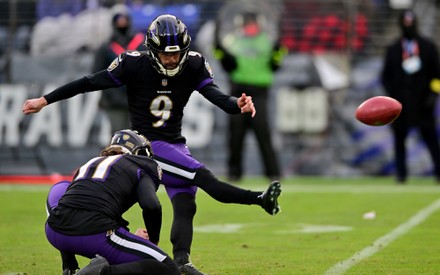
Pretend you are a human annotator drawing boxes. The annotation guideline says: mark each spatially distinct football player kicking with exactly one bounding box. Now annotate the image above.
[23,14,282,275]
[45,129,179,275]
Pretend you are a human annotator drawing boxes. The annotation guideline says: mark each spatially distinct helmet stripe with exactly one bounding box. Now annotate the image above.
[166,19,171,46]
[173,22,178,46]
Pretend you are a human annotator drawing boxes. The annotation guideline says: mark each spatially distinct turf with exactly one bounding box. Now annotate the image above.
[1,176,440,275]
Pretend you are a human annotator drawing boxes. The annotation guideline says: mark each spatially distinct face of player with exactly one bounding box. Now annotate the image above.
[158,52,181,70]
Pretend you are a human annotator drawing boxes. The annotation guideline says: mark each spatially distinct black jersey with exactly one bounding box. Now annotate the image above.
[47,154,161,235]
[109,51,215,142]
[44,51,241,143]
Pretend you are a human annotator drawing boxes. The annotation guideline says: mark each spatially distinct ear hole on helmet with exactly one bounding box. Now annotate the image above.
[136,148,152,158]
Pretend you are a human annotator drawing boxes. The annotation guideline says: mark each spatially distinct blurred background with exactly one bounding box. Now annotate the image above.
[1,0,439,179]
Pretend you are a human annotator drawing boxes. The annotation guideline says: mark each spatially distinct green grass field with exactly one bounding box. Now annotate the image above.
[1,176,440,275]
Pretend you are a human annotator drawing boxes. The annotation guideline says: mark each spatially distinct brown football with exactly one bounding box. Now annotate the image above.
[355,96,402,126]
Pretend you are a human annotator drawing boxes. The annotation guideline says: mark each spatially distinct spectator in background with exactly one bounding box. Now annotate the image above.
[280,1,369,53]
[0,0,36,82]
[37,0,86,20]
[298,12,368,53]
[0,0,36,53]
[93,8,145,133]
[381,9,440,184]
[214,11,286,182]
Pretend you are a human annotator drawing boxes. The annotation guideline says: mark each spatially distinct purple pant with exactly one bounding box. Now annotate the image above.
[151,141,204,199]
[45,225,168,264]
[45,181,169,264]
[46,180,71,216]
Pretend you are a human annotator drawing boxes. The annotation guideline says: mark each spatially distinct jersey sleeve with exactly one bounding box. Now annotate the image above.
[43,52,141,105]
[137,176,162,244]
[188,51,240,114]
[44,70,118,104]
[200,84,241,114]
[133,156,162,187]
[187,51,215,91]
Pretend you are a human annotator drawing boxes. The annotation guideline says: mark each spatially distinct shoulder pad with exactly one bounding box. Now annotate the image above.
[188,51,204,60]
[187,51,206,68]
[107,51,145,72]
[123,51,144,58]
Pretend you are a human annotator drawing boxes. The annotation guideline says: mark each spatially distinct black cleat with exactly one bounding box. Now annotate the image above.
[76,255,109,275]
[179,262,207,275]
[176,253,207,275]
[259,180,282,215]
[63,269,78,275]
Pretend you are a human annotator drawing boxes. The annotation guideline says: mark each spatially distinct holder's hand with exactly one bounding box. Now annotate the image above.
[135,228,149,240]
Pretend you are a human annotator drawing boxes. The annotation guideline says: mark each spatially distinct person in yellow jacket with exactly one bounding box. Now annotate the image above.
[215,10,287,182]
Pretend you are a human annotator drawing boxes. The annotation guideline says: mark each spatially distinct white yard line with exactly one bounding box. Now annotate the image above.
[324,197,440,275]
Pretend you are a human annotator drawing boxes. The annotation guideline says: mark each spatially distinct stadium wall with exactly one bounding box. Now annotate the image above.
[1,0,439,180]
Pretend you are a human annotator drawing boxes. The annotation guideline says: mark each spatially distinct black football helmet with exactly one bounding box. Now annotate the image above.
[109,129,153,158]
[145,14,191,76]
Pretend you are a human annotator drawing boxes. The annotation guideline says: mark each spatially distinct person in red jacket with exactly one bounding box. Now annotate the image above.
[93,10,145,133]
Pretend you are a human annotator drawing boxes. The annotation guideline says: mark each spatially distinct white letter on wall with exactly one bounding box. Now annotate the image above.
[24,85,63,146]
[0,85,27,146]
[67,92,101,147]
